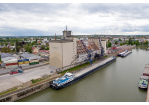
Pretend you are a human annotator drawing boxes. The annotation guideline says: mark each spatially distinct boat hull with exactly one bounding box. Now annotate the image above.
[50,57,116,90]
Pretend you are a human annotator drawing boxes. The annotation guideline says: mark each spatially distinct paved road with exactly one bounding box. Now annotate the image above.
[0,65,56,93]
[0,62,49,75]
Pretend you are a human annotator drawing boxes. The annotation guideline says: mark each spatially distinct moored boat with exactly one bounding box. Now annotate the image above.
[138,76,148,89]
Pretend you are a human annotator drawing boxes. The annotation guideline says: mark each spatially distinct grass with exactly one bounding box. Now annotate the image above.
[59,59,101,74]
[59,62,91,74]
[31,75,51,84]
[0,88,17,96]
[136,45,149,49]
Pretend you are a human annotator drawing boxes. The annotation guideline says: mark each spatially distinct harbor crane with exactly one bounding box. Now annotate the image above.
[80,40,93,64]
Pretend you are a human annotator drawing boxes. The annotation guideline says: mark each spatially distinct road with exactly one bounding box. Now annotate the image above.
[0,65,56,93]
[0,62,49,75]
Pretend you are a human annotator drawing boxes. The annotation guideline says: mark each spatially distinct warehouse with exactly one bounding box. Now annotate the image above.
[20,53,41,65]
[0,53,18,68]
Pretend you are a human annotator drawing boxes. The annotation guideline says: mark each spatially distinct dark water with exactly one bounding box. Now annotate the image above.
[17,49,149,102]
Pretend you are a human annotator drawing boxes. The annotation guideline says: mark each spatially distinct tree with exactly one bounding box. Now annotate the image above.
[5,43,8,47]
[12,48,15,52]
[27,47,32,53]
[1,47,11,53]
[115,41,118,44]
[11,43,14,46]
[136,40,140,45]
[120,43,123,46]
[0,55,1,62]
[45,47,49,50]
[108,42,112,47]
[41,45,45,50]
[119,39,122,41]
[128,38,132,45]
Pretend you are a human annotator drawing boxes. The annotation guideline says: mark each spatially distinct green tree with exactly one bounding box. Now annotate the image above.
[5,43,8,47]
[119,39,122,41]
[136,40,140,45]
[108,42,112,47]
[1,47,11,53]
[11,43,14,46]
[115,41,118,44]
[41,45,45,50]
[27,47,32,53]
[12,48,15,52]
[120,43,123,46]
[45,47,49,50]
[0,55,1,62]
[128,38,132,45]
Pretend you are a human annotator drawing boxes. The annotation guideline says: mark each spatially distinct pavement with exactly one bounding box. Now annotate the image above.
[0,62,49,75]
[0,64,56,93]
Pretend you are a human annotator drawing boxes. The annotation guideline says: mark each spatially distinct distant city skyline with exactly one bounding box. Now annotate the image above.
[1,3,149,36]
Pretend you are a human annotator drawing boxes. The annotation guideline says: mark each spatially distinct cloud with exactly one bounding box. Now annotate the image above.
[0,3,149,36]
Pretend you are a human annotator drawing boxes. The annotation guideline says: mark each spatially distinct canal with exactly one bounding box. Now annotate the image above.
[17,49,148,102]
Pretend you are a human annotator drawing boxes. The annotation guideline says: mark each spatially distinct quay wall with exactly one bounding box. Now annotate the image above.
[0,80,52,102]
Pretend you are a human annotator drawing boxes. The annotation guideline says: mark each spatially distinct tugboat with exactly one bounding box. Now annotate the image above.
[50,72,75,90]
[138,76,148,89]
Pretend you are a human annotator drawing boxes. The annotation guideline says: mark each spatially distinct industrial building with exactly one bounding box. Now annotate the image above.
[49,27,106,70]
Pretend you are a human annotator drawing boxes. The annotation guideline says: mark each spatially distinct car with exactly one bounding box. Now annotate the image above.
[10,69,18,75]
[10,67,23,75]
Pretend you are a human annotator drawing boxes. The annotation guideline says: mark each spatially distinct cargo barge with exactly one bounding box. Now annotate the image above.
[50,56,116,90]
[118,50,132,57]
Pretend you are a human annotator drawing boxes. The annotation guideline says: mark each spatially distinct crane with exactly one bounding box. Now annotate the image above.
[94,37,105,60]
[80,40,93,64]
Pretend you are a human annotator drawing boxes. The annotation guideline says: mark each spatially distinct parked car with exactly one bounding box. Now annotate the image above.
[10,69,18,75]
[10,67,23,75]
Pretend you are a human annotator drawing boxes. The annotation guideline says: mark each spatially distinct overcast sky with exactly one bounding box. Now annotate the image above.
[1,3,149,36]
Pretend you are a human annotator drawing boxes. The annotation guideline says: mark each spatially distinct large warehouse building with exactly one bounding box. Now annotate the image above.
[49,27,106,70]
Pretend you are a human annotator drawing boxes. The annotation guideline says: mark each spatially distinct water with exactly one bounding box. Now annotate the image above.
[17,49,149,102]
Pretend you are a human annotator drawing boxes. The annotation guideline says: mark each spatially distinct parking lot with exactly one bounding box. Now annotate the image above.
[0,65,56,93]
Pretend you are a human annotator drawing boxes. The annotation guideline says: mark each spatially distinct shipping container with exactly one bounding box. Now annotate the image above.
[6,63,18,66]
[5,65,18,69]
[23,61,29,64]
[29,62,39,65]
[18,59,29,62]
[19,63,29,67]
[30,60,39,63]
[18,62,23,65]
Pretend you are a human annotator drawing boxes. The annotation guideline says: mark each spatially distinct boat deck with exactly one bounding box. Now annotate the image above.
[74,57,114,78]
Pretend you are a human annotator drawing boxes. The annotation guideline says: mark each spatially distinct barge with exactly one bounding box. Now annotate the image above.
[138,64,149,89]
[138,76,148,89]
[50,56,116,90]
[118,50,132,57]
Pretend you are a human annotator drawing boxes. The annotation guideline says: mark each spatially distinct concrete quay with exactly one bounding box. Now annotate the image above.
[146,84,149,102]
[74,57,115,77]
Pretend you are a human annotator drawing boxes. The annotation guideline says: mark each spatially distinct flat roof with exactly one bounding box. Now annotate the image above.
[0,53,14,58]
[49,39,73,43]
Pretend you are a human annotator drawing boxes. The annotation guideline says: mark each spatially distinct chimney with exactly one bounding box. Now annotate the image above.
[55,33,56,40]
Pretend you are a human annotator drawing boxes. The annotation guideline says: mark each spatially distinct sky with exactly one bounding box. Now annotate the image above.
[1,3,149,36]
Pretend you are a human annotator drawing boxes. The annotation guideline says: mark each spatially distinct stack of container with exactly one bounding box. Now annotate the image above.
[18,59,29,67]
[29,59,39,65]
[4,59,18,69]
